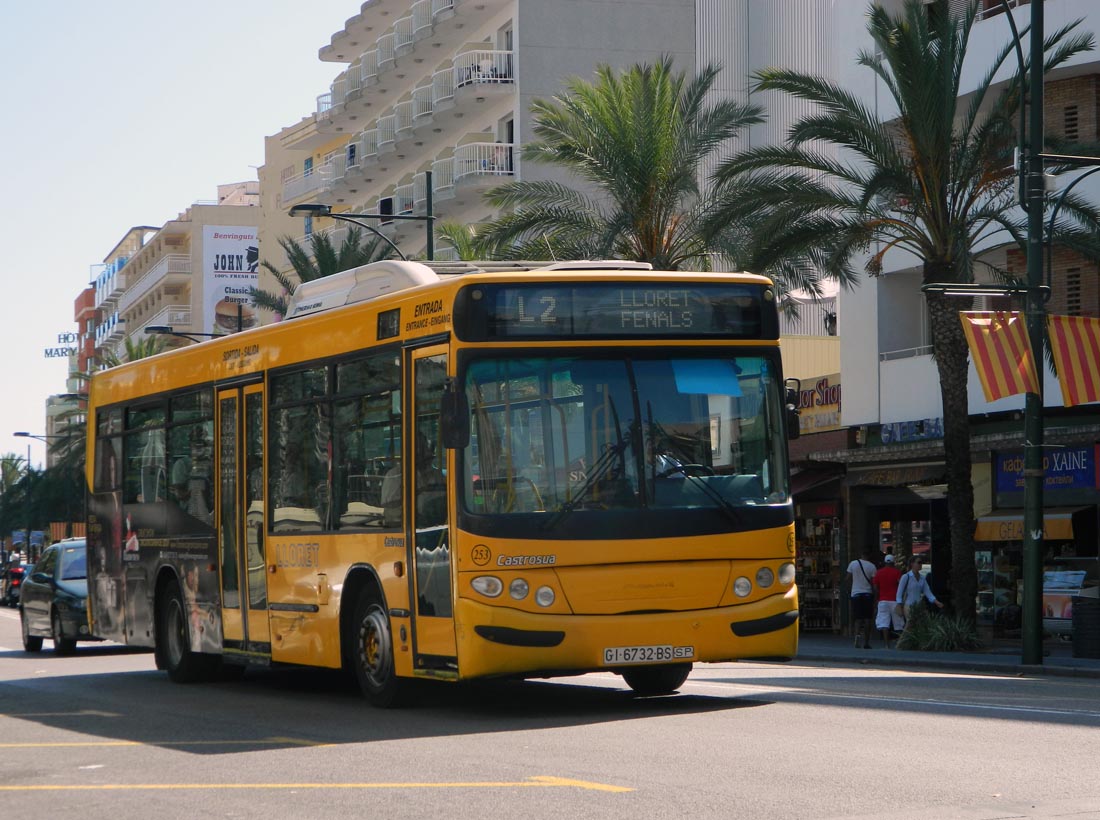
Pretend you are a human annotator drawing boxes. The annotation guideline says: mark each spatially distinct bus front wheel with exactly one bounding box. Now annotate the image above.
[622,663,692,696]
[352,595,406,708]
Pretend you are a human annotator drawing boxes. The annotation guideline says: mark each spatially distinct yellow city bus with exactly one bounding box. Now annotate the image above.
[85,260,800,706]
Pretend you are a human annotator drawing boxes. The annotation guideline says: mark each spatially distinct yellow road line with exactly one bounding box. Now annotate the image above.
[0,737,325,749]
[0,776,632,793]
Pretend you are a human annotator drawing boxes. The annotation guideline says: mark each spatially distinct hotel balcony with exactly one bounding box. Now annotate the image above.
[116,254,191,316]
[315,0,512,135]
[96,312,126,347]
[137,305,192,340]
[281,167,327,205]
[319,0,463,63]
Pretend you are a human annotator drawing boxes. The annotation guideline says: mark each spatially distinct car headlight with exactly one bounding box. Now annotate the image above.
[471,576,503,597]
[756,567,775,588]
[733,576,752,598]
[778,562,796,586]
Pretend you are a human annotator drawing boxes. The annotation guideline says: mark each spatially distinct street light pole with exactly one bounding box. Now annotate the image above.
[1021,0,1046,666]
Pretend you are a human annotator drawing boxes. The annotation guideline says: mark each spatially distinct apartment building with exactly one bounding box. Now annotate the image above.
[259,0,861,286]
[828,0,1100,639]
[90,182,261,362]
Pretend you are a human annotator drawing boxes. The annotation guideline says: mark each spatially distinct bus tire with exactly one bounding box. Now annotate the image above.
[156,582,215,683]
[352,594,407,708]
[622,663,692,696]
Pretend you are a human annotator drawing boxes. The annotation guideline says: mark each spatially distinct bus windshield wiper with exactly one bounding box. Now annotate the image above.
[658,462,745,527]
[541,437,630,531]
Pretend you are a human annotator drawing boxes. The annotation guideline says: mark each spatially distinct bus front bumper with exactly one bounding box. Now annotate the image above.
[453,588,799,680]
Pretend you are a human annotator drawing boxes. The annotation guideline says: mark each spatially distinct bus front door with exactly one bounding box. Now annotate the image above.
[217,384,270,658]
[408,346,456,670]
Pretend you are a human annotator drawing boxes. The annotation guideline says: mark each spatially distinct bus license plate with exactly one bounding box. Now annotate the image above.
[603,645,694,665]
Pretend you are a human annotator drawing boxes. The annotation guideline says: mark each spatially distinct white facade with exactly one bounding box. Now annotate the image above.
[840,0,1100,430]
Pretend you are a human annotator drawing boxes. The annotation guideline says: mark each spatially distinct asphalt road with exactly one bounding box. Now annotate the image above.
[1,605,1098,820]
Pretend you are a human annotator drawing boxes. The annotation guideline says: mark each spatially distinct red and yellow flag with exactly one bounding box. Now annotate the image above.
[959,311,1040,402]
[1047,314,1100,407]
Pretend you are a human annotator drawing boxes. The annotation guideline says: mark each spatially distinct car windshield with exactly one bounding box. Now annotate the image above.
[460,353,789,525]
[59,546,87,581]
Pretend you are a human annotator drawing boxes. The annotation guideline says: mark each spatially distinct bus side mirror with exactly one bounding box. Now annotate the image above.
[441,377,470,449]
[784,377,801,441]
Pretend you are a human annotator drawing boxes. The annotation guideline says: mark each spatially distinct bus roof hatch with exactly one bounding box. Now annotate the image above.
[284,260,440,320]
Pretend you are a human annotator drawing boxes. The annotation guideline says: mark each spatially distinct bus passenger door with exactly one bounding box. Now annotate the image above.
[408,346,456,668]
[217,384,270,657]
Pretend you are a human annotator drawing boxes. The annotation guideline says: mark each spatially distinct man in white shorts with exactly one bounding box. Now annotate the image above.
[872,553,903,648]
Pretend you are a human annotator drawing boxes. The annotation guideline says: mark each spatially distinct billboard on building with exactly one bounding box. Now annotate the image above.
[202,226,259,336]
[797,373,841,434]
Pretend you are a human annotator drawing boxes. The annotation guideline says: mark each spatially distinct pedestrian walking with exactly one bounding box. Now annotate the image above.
[872,553,903,648]
[846,548,877,649]
[896,556,944,629]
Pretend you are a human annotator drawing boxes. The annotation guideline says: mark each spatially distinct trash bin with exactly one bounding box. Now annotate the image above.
[1071,596,1100,659]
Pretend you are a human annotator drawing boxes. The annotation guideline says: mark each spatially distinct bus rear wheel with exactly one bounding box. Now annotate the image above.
[156,583,216,683]
[353,595,407,708]
[622,663,692,696]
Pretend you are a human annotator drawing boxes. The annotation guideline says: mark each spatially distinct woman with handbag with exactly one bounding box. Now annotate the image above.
[896,556,945,629]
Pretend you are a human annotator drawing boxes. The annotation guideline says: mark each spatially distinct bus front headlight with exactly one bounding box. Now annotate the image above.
[472,576,503,598]
[778,562,796,586]
[733,577,752,598]
[509,578,529,600]
[535,586,556,607]
[756,567,775,588]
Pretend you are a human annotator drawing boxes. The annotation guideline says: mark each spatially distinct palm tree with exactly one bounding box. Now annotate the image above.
[711,0,1100,620]
[436,221,494,261]
[251,226,396,318]
[478,56,779,271]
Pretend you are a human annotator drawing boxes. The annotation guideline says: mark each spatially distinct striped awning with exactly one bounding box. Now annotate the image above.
[974,507,1091,542]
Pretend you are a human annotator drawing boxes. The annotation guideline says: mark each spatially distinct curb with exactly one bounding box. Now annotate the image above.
[794,651,1100,679]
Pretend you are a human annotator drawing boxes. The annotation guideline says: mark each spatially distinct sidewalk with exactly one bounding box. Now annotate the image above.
[795,631,1100,679]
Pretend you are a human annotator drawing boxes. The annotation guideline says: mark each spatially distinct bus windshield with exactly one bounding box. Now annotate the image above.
[460,353,789,529]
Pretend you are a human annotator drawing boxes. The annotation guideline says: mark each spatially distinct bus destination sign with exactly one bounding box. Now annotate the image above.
[457,282,768,340]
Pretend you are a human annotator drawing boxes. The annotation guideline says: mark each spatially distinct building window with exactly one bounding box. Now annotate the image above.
[1066,267,1081,315]
[1064,105,1079,142]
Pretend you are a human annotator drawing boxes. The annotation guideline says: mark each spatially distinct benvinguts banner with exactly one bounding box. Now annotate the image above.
[203,226,259,335]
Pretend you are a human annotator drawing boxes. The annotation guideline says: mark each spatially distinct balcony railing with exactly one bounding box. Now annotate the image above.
[140,305,191,337]
[432,156,455,200]
[433,66,455,109]
[395,182,415,215]
[412,0,433,37]
[432,0,455,17]
[361,49,379,86]
[453,142,515,183]
[394,14,416,54]
[378,114,396,152]
[378,32,395,69]
[282,168,325,203]
[413,82,434,123]
[454,49,515,90]
[117,254,191,315]
[316,92,333,120]
[395,99,415,135]
[361,128,380,163]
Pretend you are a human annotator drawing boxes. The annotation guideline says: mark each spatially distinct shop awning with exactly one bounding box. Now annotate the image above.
[790,465,844,496]
[974,507,1092,542]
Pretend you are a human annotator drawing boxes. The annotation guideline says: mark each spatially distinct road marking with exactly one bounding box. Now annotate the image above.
[677,677,1100,720]
[2,710,122,718]
[0,776,632,793]
[0,737,325,749]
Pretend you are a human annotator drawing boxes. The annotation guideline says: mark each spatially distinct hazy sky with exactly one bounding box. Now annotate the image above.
[0,1,357,468]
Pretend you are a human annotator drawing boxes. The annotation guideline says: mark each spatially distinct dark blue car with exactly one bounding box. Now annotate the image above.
[20,539,100,654]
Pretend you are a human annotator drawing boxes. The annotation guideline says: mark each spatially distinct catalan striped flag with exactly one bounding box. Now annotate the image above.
[1047,314,1100,407]
[959,311,1040,402]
